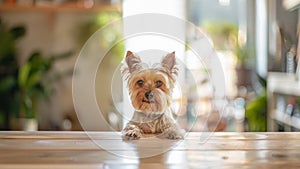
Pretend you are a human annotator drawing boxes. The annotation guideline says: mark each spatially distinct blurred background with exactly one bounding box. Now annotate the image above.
[0,0,299,132]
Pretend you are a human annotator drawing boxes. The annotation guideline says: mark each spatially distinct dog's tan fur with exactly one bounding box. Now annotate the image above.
[121,51,184,140]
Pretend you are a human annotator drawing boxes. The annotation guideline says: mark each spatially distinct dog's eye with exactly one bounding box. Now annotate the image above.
[155,80,163,88]
[137,80,144,87]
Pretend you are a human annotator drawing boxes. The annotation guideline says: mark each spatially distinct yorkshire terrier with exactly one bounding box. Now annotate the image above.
[121,51,185,140]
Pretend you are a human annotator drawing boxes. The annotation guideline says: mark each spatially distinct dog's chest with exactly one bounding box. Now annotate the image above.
[139,120,160,133]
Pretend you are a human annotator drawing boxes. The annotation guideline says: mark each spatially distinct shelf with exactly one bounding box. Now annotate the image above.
[273,110,300,129]
[268,72,300,96]
[0,3,121,13]
[268,73,300,131]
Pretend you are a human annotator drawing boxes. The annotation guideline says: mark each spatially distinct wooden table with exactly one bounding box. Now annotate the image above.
[0,132,300,168]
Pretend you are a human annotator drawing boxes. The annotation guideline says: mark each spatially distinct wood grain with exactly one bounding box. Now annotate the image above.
[1,132,300,169]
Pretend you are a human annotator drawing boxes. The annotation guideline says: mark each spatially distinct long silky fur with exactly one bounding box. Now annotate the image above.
[121,51,185,140]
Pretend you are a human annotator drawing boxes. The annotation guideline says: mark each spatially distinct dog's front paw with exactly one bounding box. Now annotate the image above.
[162,128,185,140]
[122,125,142,140]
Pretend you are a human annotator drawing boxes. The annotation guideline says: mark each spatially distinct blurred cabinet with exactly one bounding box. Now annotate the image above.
[267,72,300,131]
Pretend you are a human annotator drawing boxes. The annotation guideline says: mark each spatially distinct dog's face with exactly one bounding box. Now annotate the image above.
[122,51,178,113]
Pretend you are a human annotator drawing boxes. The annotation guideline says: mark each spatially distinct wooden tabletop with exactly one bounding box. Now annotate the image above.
[0,131,300,169]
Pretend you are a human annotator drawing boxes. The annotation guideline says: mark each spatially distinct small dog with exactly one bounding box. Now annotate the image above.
[121,51,185,140]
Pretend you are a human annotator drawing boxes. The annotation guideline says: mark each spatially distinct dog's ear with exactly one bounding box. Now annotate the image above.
[125,51,141,73]
[161,51,176,71]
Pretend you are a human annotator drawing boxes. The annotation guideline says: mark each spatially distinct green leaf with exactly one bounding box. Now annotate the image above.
[18,62,31,88]
[27,71,42,87]
[245,91,267,132]
[28,51,41,62]
[0,29,15,59]
[28,52,44,71]
[257,73,267,87]
[0,76,16,91]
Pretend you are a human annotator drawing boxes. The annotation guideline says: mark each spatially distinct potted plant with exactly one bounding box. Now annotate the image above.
[0,19,71,130]
[17,51,71,130]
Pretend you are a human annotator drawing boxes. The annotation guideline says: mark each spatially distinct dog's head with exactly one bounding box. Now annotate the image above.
[122,51,178,113]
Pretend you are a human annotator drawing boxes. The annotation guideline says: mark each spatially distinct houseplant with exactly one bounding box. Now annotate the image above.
[0,19,71,130]
[0,19,25,130]
[17,50,71,130]
[245,75,267,131]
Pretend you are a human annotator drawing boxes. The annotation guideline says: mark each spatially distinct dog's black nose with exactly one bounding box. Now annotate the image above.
[145,91,154,100]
